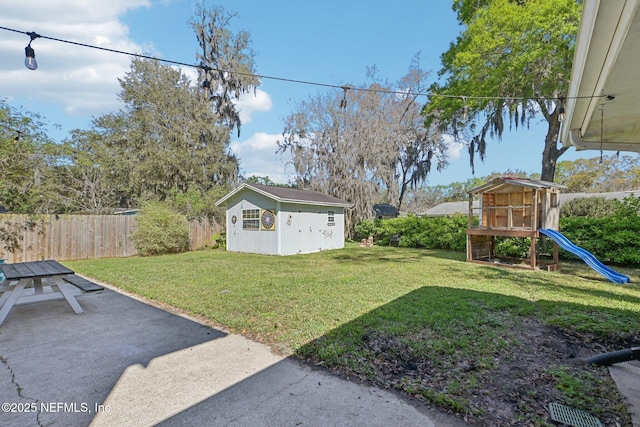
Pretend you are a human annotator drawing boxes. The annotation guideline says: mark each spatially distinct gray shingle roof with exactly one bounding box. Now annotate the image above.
[215,183,353,207]
[373,203,398,217]
[421,201,476,217]
[421,190,640,217]
[558,191,638,206]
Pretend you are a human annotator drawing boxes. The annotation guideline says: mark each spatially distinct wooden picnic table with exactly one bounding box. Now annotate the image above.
[0,260,84,326]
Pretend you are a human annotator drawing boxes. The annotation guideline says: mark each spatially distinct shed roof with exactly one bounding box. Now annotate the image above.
[215,183,353,208]
[468,177,566,195]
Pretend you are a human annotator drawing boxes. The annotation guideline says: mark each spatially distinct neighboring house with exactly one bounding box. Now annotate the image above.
[373,203,399,219]
[215,183,352,256]
[558,190,639,205]
[421,201,478,217]
[422,191,639,217]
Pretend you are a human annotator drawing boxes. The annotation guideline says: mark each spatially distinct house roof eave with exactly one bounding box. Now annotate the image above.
[561,0,640,152]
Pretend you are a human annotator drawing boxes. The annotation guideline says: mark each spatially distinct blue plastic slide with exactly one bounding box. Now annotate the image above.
[539,229,630,284]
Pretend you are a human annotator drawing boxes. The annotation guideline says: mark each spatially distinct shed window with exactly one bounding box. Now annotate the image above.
[242,209,260,230]
[327,210,335,225]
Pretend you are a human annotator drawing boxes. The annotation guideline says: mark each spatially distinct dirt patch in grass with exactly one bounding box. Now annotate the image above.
[308,318,636,426]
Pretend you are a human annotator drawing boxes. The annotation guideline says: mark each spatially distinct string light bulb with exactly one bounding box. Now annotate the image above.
[340,86,348,109]
[24,32,40,70]
[557,96,566,122]
[199,64,214,100]
[201,79,211,98]
[461,96,468,122]
[558,107,565,122]
[24,44,37,70]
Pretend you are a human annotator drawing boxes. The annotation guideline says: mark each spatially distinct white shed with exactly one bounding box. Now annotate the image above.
[215,183,353,255]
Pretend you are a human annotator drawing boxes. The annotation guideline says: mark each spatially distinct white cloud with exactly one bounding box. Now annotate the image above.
[235,89,273,124]
[0,1,151,118]
[1,1,275,135]
[230,132,280,158]
[1,1,287,182]
[231,132,295,184]
[443,135,464,160]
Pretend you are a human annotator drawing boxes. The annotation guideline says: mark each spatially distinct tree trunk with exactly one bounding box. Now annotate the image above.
[540,116,569,182]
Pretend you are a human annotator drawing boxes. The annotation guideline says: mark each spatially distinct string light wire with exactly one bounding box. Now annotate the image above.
[0,25,611,103]
[0,123,23,140]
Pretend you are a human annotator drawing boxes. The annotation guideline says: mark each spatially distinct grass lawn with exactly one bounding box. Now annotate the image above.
[66,243,640,426]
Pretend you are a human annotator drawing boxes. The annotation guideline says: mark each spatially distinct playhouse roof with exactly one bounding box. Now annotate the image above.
[215,183,353,208]
[468,177,567,195]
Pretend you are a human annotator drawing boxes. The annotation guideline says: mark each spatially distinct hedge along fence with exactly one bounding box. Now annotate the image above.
[354,195,640,266]
[355,215,469,252]
[0,214,221,263]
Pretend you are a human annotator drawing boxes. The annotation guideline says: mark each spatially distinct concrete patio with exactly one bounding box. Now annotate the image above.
[0,285,468,427]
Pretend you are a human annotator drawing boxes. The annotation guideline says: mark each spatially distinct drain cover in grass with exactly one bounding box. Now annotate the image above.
[548,402,603,427]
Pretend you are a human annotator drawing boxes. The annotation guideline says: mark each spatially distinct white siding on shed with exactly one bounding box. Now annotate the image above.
[218,184,350,256]
[278,204,345,255]
[226,191,278,255]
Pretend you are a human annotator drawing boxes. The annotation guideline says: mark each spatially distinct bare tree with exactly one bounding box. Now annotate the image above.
[394,58,448,207]
[278,56,447,236]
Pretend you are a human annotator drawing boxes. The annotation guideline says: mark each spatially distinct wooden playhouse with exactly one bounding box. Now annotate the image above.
[466,177,566,270]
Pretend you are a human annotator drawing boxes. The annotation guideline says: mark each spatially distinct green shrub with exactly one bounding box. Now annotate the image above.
[353,194,640,266]
[409,215,468,251]
[612,193,640,218]
[559,195,640,265]
[132,201,190,256]
[166,186,229,221]
[495,237,531,259]
[210,232,226,250]
[354,218,383,241]
[354,215,467,251]
[561,197,617,218]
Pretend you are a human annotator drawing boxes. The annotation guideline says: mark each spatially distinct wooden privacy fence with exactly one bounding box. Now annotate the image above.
[0,214,221,263]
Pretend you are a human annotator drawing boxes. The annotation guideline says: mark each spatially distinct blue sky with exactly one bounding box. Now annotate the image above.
[1,0,603,187]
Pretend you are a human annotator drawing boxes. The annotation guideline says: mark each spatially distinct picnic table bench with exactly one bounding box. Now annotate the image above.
[62,274,105,292]
[0,260,103,326]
